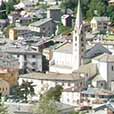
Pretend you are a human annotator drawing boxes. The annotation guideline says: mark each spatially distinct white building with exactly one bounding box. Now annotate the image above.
[92,53,114,90]
[61,14,72,27]
[18,72,89,97]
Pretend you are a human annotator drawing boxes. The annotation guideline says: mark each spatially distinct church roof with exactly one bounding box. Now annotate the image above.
[93,53,114,62]
[84,43,111,59]
[55,43,72,54]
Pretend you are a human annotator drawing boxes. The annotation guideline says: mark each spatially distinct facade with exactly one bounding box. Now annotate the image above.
[61,86,82,106]
[61,14,72,27]
[9,26,31,40]
[0,19,8,29]
[5,49,42,73]
[19,72,87,97]
[47,5,61,22]
[8,11,20,24]
[29,18,56,37]
[109,0,114,6]
[91,16,110,32]
[0,80,10,96]
[92,53,114,90]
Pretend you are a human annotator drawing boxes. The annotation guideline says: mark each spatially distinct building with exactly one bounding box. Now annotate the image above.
[18,72,91,97]
[50,0,86,73]
[91,16,110,32]
[47,5,61,22]
[9,26,31,40]
[29,18,56,37]
[109,0,114,6]
[88,101,114,114]
[92,53,114,90]
[61,86,84,106]
[14,0,38,10]
[61,14,72,27]
[8,11,20,24]
[0,52,19,87]
[81,86,114,105]
[0,19,8,29]
[2,44,42,73]
[0,80,10,96]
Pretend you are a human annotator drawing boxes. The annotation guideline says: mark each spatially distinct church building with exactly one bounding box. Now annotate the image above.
[49,0,86,74]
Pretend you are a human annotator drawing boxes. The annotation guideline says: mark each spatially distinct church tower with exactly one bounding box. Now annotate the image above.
[72,0,85,71]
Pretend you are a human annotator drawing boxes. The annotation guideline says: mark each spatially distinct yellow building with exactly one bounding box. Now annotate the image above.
[0,69,19,87]
[0,80,10,96]
[9,28,17,41]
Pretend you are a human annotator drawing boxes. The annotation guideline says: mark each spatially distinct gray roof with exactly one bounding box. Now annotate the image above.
[94,102,114,112]
[0,52,19,69]
[29,18,52,27]
[55,43,72,54]
[20,72,84,81]
[92,16,110,22]
[84,43,111,59]
[93,53,114,62]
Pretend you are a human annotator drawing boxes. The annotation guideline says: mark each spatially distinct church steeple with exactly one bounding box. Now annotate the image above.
[72,0,85,71]
[75,0,83,31]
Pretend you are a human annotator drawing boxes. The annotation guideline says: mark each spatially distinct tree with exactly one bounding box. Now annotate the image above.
[5,0,15,15]
[11,80,35,102]
[86,0,106,20]
[0,1,7,19]
[107,5,114,23]
[0,102,8,114]
[60,0,90,19]
[45,85,63,101]
[33,96,60,114]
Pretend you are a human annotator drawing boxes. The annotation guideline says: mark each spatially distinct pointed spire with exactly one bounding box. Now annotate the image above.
[75,0,83,30]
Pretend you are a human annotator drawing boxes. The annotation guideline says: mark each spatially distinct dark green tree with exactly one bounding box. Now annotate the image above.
[11,80,35,102]
[60,0,90,19]
[0,102,8,114]
[0,1,7,19]
[19,80,35,102]
[107,5,114,23]
[86,0,106,20]
[45,85,63,101]
[5,0,15,15]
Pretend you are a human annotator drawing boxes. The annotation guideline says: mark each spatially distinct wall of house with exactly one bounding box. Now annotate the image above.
[53,52,73,67]
[61,91,80,106]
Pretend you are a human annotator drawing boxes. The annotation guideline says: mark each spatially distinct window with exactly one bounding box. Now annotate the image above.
[41,80,43,84]
[62,82,64,86]
[32,69,36,71]
[32,55,36,58]
[81,43,84,47]
[32,62,36,65]
[68,82,71,86]
[81,38,84,41]
[112,66,114,71]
